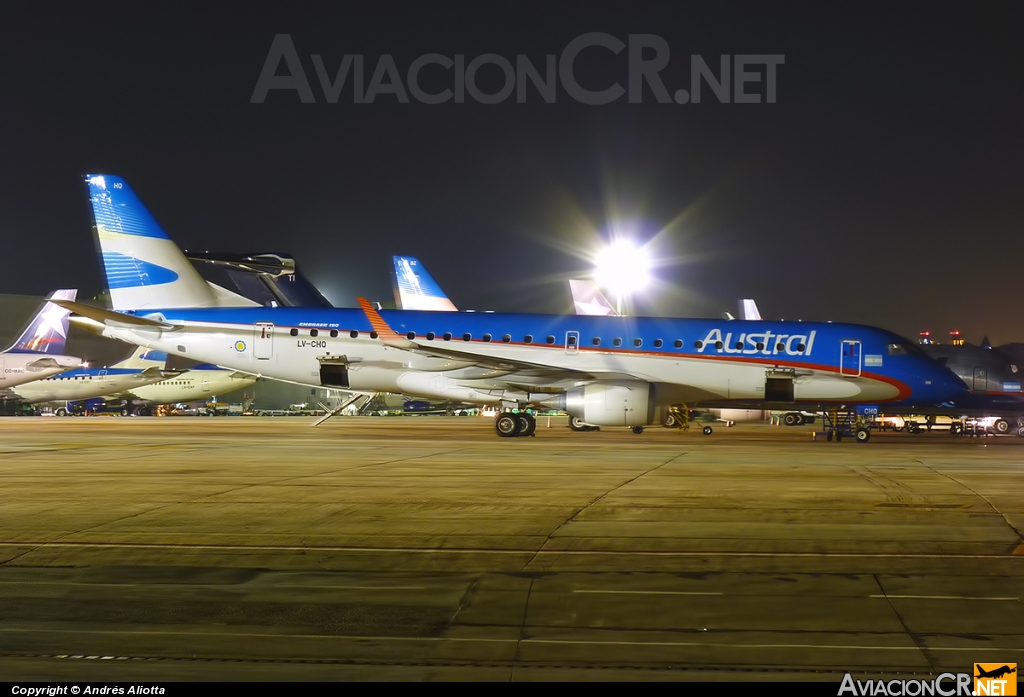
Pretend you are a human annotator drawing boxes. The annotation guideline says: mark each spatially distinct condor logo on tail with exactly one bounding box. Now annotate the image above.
[697,328,816,357]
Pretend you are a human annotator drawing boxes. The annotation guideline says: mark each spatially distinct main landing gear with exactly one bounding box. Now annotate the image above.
[494,411,537,438]
[567,416,599,432]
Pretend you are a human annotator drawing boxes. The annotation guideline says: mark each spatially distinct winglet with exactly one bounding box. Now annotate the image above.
[356,297,416,348]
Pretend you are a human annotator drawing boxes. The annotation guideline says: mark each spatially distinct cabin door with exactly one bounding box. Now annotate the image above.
[840,340,861,377]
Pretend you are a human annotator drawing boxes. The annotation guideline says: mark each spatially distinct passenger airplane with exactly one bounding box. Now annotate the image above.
[0,290,83,390]
[60,175,968,438]
[120,349,258,408]
[10,345,177,405]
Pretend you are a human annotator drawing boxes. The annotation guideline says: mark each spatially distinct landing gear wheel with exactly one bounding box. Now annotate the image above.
[994,418,1010,434]
[702,426,713,435]
[855,428,871,443]
[494,413,520,438]
[663,413,677,428]
[949,423,962,436]
[55,407,68,417]
[835,432,843,442]
[826,432,833,442]
[516,413,537,437]
[568,416,591,432]
[801,414,815,425]
[1017,425,1024,438]
[120,408,129,417]
[783,412,800,426]
[632,426,644,434]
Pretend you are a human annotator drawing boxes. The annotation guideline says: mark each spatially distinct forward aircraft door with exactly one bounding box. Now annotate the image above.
[254,323,274,360]
[840,340,861,377]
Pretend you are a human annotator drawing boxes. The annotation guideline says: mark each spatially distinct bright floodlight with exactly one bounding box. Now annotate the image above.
[593,240,652,309]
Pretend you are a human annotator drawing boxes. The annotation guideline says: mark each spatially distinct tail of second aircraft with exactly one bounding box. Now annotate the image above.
[568,279,619,316]
[86,174,223,311]
[391,256,458,311]
[5,289,77,354]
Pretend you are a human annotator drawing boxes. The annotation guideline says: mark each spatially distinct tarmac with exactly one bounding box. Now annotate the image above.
[0,415,1021,681]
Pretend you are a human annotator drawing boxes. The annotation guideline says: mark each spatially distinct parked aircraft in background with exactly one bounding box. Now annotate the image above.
[392,256,457,311]
[59,174,968,439]
[0,290,83,391]
[10,345,176,407]
[121,349,258,410]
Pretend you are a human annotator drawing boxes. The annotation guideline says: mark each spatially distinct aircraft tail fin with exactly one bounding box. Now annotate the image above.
[114,346,169,370]
[6,289,77,354]
[568,279,619,316]
[86,174,219,311]
[741,299,762,321]
[391,256,458,311]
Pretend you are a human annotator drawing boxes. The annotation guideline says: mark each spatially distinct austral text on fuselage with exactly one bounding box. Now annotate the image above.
[696,328,816,356]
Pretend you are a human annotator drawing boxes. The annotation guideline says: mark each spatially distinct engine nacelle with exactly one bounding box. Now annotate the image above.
[563,381,652,427]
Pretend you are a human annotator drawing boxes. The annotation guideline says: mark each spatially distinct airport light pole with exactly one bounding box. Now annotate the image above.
[593,239,651,317]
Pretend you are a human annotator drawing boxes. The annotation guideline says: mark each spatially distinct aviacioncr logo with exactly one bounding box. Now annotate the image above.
[697,328,816,357]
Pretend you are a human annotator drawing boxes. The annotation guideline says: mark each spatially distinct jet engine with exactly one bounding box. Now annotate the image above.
[555,381,652,427]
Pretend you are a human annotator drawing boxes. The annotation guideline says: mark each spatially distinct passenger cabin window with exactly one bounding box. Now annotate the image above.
[310,329,318,337]
[567,335,578,347]
[797,343,806,352]
[546,335,555,344]
[524,335,533,344]
[443,332,452,341]
[407,332,416,340]
[502,334,512,343]
[350,330,358,338]
[735,341,744,350]
[715,341,723,349]
[483,334,492,342]
[634,338,642,347]
[330,330,338,338]
[756,342,765,350]
[592,337,601,346]
[613,338,622,347]
[426,332,435,341]
[694,340,703,349]
[290,328,298,337]
[463,333,472,341]
[654,339,663,348]
[370,331,378,339]
[674,339,683,349]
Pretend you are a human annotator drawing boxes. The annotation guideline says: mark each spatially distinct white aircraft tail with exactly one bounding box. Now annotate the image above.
[113,346,168,370]
[741,299,762,321]
[568,280,619,316]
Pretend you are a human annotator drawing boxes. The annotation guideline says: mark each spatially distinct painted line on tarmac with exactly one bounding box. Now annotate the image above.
[0,628,1019,653]
[0,581,428,591]
[870,594,1019,601]
[1,541,1022,560]
[573,590,724,596]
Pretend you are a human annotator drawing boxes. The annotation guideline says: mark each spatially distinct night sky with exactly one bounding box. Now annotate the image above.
[2,3,1021,343]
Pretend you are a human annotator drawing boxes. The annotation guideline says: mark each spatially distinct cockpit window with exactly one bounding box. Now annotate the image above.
[888,341,926,357]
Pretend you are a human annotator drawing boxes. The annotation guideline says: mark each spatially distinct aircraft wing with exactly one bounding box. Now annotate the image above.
[357,297,627,383]
[49,299,179,330]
